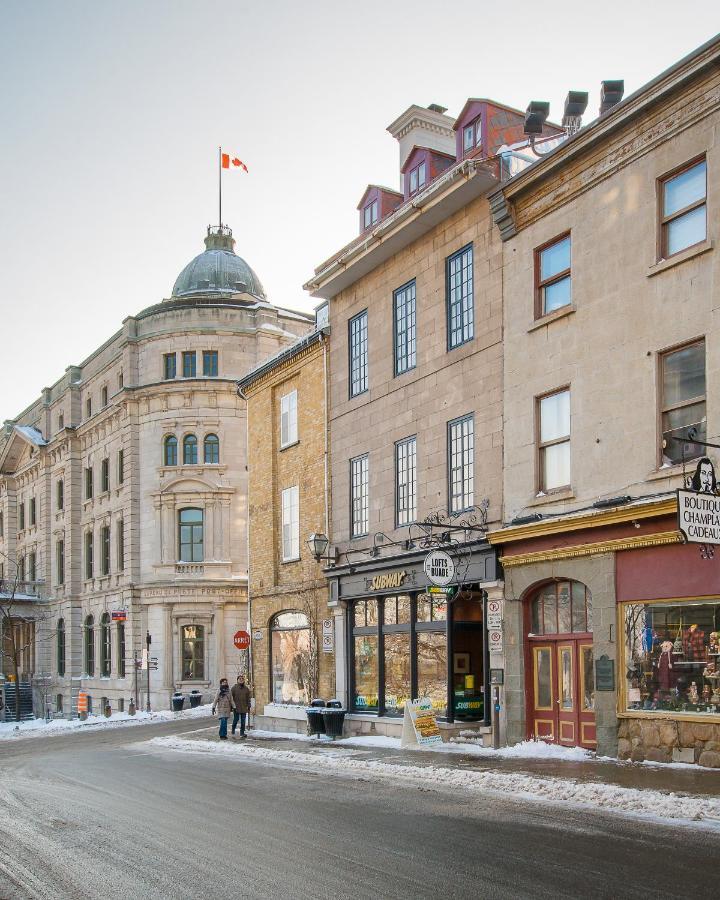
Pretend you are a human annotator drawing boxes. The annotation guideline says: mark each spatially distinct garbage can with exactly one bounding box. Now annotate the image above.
[306,698,326,736]
[189,690,203,708]
[172,692,185,712]
[321,700,346,739]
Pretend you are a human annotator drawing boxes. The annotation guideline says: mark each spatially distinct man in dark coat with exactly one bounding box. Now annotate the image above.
[231,675,252,737]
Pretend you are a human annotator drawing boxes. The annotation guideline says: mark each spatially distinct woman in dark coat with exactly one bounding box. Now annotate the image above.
[212,678,234,740]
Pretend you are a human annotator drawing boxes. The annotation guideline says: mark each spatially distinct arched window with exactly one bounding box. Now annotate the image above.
[182,625,205,679]
[100,613,111,676]
[531,581,593,635]
[164,435,178,466]
[84,615,95,676]
[270,611,310,705]
[57,618,66,677]
[183,434,198,465]
[178,508,204,562]
[204,433,219,464]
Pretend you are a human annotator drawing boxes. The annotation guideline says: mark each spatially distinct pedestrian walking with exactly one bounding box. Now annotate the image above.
[231,675,252,737]
[212,678,234,740]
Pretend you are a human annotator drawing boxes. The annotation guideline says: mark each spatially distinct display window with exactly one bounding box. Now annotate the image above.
[622,598,720,716]
[270,611,310,704]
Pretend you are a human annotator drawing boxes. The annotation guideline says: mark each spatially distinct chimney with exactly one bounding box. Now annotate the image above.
[600,80,624,115]
[387,104,455,189]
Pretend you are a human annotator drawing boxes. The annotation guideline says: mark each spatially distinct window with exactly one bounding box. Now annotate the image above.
[18,556,25,582]
[100,613,111,677]
[280,390,298,447]
[660,340,706,465]
[447,245,474,349]
[117,449,124,484]
[28,552,36,583]
[0,511,3,537]
[29,497,36,526]
[85,466,93,500]
[56,539,65,585]
[281,486,300,561]
[163,353,177,380]
[538,389,571,491]
[536,234,571,317]
[86,397,92,419]
[117,622,126,678]
[363,199,378,229]
[118,371,124,389]
[349,310,368,397]
[57,619,65,677]
[117,520,125,571]
[448,415,474,513]
[408,161,427,195]
[350,454,369,537]
[101,386,108,408]
[58,413,64,430]
[57,479,64,510]
[463,117,481,153]
[178,508,203,562]
[660,158,707,258]
[84,615,94,676]
[271,612,310,704]
[394,280,416,376]
[531,582,593,635]
[101,525,110,575]
[85,530,94,579]
[164,435,178,466]
[182,351,197,378]
[182,625,205,680]
[19,501,25,531]
[183,434,198,465]
[101,457,110,493]
[396,436,417,526]
[202,350,218,377]
[204,434,220,464]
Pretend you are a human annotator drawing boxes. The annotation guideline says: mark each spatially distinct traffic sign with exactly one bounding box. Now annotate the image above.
[233,630,251,650]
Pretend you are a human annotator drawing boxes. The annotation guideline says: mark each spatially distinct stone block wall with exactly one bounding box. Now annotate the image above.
[618,717,720,768]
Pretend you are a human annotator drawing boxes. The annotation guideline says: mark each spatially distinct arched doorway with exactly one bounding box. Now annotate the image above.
[525,580,595,748]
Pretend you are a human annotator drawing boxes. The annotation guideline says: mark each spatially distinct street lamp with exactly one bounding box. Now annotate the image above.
[306,532,336,563]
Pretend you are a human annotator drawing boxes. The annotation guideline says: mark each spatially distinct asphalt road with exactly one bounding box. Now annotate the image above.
[0,718,718,900]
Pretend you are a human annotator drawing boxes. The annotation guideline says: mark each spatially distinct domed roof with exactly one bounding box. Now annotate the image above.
[171,226,266,300]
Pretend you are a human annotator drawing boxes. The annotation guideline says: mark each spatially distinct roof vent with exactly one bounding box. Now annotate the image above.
[600,80,624,115]
[428,103,447,114]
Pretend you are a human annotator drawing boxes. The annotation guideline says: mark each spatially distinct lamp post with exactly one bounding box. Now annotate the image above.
[145,631,151,713]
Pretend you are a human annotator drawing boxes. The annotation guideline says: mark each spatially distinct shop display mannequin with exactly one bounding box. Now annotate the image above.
[655,640,675,695]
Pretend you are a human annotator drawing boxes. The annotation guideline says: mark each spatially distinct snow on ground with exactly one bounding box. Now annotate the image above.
[149,735,720,826]
[0,704,213,740]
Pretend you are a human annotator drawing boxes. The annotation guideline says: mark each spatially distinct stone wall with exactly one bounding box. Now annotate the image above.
[618,717,720,768]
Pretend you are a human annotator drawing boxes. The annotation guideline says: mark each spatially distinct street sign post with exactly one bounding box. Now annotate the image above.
[233,630,251,650]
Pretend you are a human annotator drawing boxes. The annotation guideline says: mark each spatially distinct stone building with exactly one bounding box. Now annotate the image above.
[0,225,312,717]
[238,327,333,732]
[488,35,720,764]
[303,102,560,740]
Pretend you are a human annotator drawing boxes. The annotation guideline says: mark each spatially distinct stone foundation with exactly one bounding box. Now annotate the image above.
[618,717,720,767]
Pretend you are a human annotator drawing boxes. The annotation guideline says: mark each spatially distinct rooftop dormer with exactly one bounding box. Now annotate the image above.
[357,185,403,234]
[454,99,564,161]
[400,147,455,201]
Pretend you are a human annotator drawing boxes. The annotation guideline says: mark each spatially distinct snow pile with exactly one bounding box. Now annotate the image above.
[0,704,213,740]
[448,735,593,761]
[149,736,720,825]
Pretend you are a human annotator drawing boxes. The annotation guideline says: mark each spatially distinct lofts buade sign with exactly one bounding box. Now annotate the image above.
[677,457,720,545]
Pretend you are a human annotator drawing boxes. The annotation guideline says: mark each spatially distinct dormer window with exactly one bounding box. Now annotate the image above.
[363,200,378,229]
[409,161,427,195]
[463,117,482,154]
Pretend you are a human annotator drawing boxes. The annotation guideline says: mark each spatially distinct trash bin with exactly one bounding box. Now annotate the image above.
[306,698,326,736]
[172,692,185,712]
[321,700,346,739]
[189,690,203,708]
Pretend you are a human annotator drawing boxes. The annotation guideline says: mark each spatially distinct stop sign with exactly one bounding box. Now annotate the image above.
[233,630,251,650]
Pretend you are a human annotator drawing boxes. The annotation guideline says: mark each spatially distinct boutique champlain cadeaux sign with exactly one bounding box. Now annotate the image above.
[677,457,720,545]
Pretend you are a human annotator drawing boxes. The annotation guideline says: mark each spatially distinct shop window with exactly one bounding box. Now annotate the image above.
[164,435,178,466]
[531,581,592,635]
[183,434,198,465]
[660,340,706,465]
[270,612,310,705]
[84,615,95,676]
[535,234,571,317]
[182,624,205,680]
[57,619,65,677]
[178,508,203,562]
[660,158,706,258]
[623,600,720,715]
[538,388,570,492]
[349,310,368,397]
[204,434,220,464]
[100,613,111,676]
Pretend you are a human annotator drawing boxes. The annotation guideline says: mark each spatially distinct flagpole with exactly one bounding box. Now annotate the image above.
[218,145,222,227]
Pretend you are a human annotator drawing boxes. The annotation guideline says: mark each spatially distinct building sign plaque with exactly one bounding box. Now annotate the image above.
[677,458,720,545]
[366,570,408,592]
[595,655,615,692]
[423,550,456,587]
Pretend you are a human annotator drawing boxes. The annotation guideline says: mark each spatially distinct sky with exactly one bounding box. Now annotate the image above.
[0,1,717,417]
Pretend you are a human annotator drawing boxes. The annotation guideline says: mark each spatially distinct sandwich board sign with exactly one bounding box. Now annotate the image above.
[400,697,443,748]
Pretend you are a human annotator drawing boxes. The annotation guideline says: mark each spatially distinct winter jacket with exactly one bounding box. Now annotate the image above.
[213,689,234,717]
[231,682,251,713]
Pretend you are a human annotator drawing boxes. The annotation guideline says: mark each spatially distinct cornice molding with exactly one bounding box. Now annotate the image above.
[500,530,681,568]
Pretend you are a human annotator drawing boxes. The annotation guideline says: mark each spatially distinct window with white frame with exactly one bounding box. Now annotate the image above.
[448,415,474,513]
[351,454,369,537]
[538,389,571,491]
[396,436,417,526]
[281,486,300,561]
[280,390,298,447]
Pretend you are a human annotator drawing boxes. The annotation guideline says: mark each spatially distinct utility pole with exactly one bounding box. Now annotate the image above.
[133,652,139,710]
[145,631,152,713]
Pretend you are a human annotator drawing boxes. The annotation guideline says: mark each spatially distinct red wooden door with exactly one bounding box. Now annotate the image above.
[529,638,596,749]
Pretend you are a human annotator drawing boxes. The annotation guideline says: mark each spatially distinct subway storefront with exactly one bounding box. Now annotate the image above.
[328,544,500,723]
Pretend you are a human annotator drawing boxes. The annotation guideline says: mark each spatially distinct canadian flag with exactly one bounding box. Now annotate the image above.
[221,153,248,172]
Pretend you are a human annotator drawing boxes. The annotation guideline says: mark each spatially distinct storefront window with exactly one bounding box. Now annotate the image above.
[271,612,310,704]
[417,631,447,716]
[623,600,720,715]
[353,635,378,710]
[416,596,447,622]
[384,633,411,714]
[532,581,592,635]
[182,625,205,680]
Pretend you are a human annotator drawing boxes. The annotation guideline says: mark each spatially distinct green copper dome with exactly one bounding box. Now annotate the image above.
[171,226,266,300]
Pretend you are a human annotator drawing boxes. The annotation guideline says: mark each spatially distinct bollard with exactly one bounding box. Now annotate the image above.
[128,699,136,716]
[104,703,112,718]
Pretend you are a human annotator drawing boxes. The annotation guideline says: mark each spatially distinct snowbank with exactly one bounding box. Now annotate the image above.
[149,735,720,826]
[0,704,213,740]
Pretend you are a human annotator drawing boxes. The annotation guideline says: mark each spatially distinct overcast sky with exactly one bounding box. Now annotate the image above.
[0,1,717,418]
